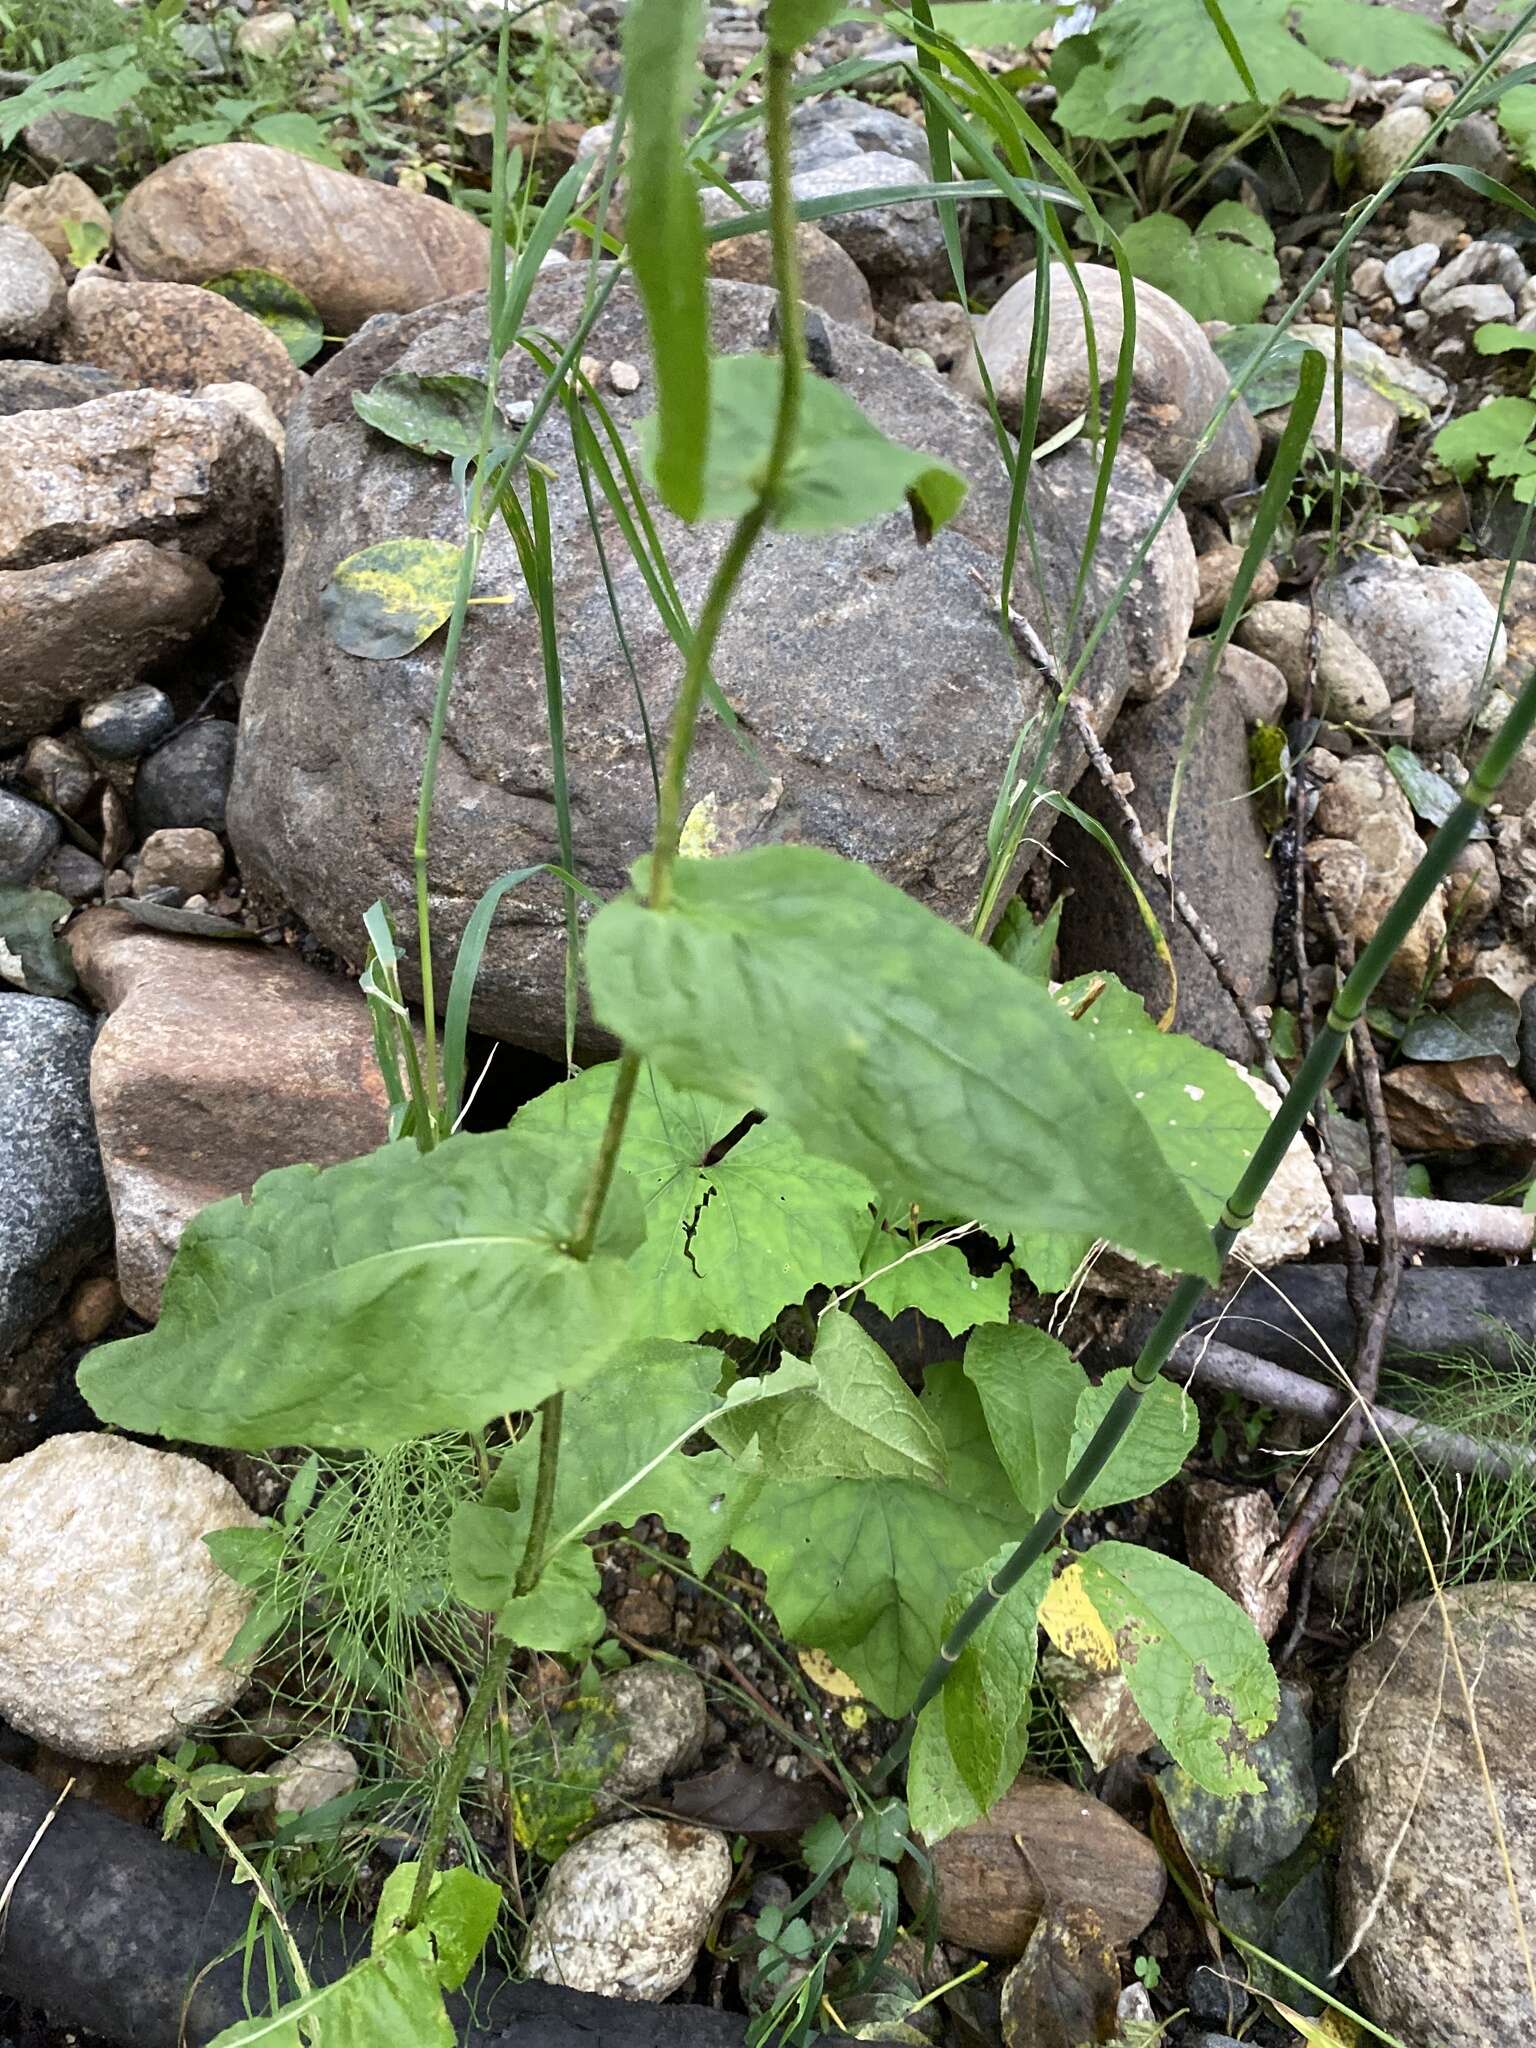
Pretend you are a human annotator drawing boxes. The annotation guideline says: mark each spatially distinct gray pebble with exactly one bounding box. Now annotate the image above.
[132,719,237,833]
[35,844,105,904]
[1381,242,1440,307]
[79,686,177,763]
[0,790,61,885]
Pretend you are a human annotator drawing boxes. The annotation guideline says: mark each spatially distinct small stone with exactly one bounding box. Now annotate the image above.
[704,212,874,333]
[578,353,601,386]
[133,719,238,834]
[1193,544,1278,630]
[23,734,97,816]
[0,546,218,749]
[1232,1068,1330,1267]
[0,1432,258,1759]
[66,905,395,1315]
[0,995,108,1355]
[395,1662,463,1769]
[133,827,225,898]
[0,359,123,417]
[1313,756,1445,998]
[36,844,106,904]
[909,1777,1166,1955]
[80,685,178,762]
[524,1818,732,2000]
[269,1736,360,1817]
[1430,281,1515,327]
[201,379,285,454]
[0,173,112,271]
[613,1585,671,1638]
[234,8,297,57]
[0,224,65,350]
[1319,557,1506,746]
[1350,257,1385,297]
[0,790,61,885]
[22,110,118,171]
[1185,1481,1287,1640]
[1383,1059,1536,1160]
[66,1272,122,1344]
[599,1664,708,1806]
[891,299,973,371]
[606,358,642,395]
[1187,1966,1249,2029]
[1235,600,1392,728]
[1221,644,1287,728]
[1358,105,1433,190]
[59,270,303,418]
[1382,242,1440,306]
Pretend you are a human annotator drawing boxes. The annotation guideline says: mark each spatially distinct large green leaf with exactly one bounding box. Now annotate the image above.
[352,371,497,461]
[1013,973,1266,1289]
[963,1323,1083,1516]
[1077,1542,1279,1797]
[1070,1370,1198,1512]
[513,1063,875,1339]
[451,1512,606,1654]
[78,1133,642,1452]
[624,0,710,519]
[1119,203,1279,325]
[642,355,967,537]
[1433,396,1536,493]
[1054,0,1464,136]
[710,1311,948,1487]
[940,1546,1051,1814]
[731,1363,1029,1714]
[586,849,1221,1283]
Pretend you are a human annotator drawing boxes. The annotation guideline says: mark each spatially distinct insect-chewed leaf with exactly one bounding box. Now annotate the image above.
[203,267,324,365]
[860,1237,1010,1338]
[77,1130,643,1452]
[1077,1542,1279,1796]
[587,848,1221,1284]
[514,1061,875,1340]
[352,370,496,460]
[642,355,967,538]
[321,537,466,659]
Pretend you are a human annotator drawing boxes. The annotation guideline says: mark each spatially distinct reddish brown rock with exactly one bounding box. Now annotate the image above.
[67,909,393,1317]
[114,143,490,333]
[1383,1058,1536,1161]
[706,218,874,333]
[907,1775,1166,1956]
[59,270,303,417]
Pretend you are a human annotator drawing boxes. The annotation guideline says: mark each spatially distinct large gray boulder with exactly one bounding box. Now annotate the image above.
[229,269,1133,1057]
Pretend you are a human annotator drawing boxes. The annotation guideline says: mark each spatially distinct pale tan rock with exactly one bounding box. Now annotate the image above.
[269,1736,359,1817]
[67,908,394,1317]
[1234,600,1392,728]
[200,379,285,455]
[705,212,874,334]
[0,172,111,269]
[0,1433,258,1759]
[133,827,225,897]
[953,266,1260,503]
[1231,1067,1330,1268]
[59,270,303,417]
[524,1818,732,2000]
[115,143,490,333]
[1221,643,1287,728]
[1193,544,1278,630]
[0,540,220,747]
[598,1665,707,1808]
[0,389,278,571]
[1313,755,1446,999]
[1184,1481,1287,1640]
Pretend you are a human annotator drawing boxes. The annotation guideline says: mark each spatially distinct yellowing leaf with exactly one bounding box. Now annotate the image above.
[1039,1562,1119,1674]
[798,1648,863,1700]
[321,537,467,660]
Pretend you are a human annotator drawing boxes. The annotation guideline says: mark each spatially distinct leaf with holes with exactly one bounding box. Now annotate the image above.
[1077,1542,1278,1796]
[321,538,467,659]
[514,1061,876,1339]
[587,849,1222,1285]
[731,1364,1028,1715]
[204,268,324,365]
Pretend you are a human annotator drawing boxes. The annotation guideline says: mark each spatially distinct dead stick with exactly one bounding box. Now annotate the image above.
[1168,1337,1533,1481]
[1314,1194,1535,1255]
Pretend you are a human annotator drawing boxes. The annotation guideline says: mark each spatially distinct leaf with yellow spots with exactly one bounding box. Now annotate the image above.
[1039,1560,1119,1674]
[798,1648,864,1700]
[322,538,466,659]
[1268,2001,1359,2047]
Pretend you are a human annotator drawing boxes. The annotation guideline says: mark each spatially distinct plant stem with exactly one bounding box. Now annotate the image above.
[408,35,811,1914]
[883,659,1536,1776]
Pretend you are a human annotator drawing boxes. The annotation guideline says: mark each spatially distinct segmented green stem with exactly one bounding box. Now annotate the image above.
[893,666,1536,1755]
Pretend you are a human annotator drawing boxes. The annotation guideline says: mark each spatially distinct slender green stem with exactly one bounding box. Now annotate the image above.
[404,1641,511,1927]
[884,660,1536,1776]
[514,1392,565,1599]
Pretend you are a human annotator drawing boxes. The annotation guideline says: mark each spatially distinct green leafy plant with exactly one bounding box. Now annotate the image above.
[69,0,1536,2031]
[1119,201,1279,323]
[1434,327,1536,503]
